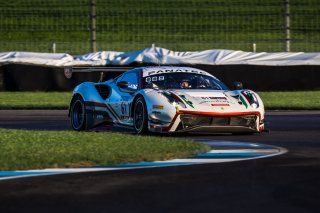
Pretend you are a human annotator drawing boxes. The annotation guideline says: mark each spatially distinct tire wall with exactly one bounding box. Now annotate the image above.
[0,64,319,91]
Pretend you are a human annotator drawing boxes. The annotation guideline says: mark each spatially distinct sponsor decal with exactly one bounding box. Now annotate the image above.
[201,97,230,106]
[211,104,230,107]
[201,97,227,100]
[144,68,209,77]
[200,97,228,103]
[86,101,122,122]
[152,105,164,110]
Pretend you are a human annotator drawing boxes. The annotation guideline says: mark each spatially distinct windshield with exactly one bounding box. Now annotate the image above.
[143,73,229,90]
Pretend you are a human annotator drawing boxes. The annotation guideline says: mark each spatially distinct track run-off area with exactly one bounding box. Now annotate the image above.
[0,110,319,213]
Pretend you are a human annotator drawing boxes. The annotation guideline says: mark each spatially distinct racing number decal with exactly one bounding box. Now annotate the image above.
[146,76,165,82]
[121,102,127,115]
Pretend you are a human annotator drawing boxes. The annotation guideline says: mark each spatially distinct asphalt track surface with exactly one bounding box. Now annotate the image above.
[0,110,320,213]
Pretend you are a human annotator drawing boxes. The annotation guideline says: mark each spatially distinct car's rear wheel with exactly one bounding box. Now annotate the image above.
[133,97,148,134]
[70,96,86,131]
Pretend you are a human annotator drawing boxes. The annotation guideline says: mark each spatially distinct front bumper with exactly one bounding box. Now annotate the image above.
[161,110,262,133]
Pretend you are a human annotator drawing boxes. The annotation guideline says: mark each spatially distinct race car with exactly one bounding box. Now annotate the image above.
[69,66,265,134]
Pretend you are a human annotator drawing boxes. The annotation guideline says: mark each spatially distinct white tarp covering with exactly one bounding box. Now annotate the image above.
[1,47,320,67]
[0,52,92,67]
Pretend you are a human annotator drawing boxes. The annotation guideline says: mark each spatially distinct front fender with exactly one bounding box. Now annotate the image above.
[141,90,177,124]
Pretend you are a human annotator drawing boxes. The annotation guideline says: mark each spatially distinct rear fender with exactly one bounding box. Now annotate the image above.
[69,93,95,130]
[70,82,109,129]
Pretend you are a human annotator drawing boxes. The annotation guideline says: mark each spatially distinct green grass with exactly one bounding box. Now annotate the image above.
[0,0,319,53]
[258,91,320,110]
[0,91,320,110]
[0,92,71,109]
[0,128,210,171]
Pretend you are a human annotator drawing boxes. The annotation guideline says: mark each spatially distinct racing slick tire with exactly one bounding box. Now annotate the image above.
[133,96,149,134]
[70,95,87,131]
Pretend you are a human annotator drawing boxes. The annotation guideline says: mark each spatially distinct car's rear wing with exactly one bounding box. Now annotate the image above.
[64,66,133,81]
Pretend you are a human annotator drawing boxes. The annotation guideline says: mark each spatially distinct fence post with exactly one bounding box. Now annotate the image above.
[52,42,56,53]
[285,0,290,52]
[90,0,97,52]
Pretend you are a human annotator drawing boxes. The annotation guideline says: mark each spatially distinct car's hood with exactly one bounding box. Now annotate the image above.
[170,89,228,98]
[166,89,255,112]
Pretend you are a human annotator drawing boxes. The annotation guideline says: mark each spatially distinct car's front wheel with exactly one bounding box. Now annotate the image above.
[133,96,148,134]
[70,96,86,131]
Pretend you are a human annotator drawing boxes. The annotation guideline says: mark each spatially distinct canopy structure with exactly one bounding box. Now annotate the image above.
[1,47,320,67]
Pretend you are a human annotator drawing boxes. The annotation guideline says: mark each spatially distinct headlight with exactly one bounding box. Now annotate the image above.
[241,91,259,109]
[251,103,258,109]
[250,94,260,109]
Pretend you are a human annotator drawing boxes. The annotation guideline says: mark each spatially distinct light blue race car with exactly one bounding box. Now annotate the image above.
[69,66,265,134]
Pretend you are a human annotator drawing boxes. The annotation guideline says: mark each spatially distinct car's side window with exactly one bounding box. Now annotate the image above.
[118,72,139,90]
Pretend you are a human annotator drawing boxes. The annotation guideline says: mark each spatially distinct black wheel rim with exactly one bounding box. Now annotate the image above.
[134,100,144,131]
[72,100,84,129]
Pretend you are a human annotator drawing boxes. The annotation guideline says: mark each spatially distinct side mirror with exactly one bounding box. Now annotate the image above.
[233,81,243,90]
[117,81,129,88]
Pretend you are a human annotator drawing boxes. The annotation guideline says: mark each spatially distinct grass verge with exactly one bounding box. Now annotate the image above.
[258,91,320,110]
[0,91,319,110]
[0,128,210,171]
[0,92,71,109]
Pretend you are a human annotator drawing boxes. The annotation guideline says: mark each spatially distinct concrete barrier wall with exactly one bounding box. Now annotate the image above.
[0,64,319,91]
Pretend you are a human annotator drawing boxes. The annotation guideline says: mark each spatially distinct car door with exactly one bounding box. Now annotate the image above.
[108,71,139,125]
